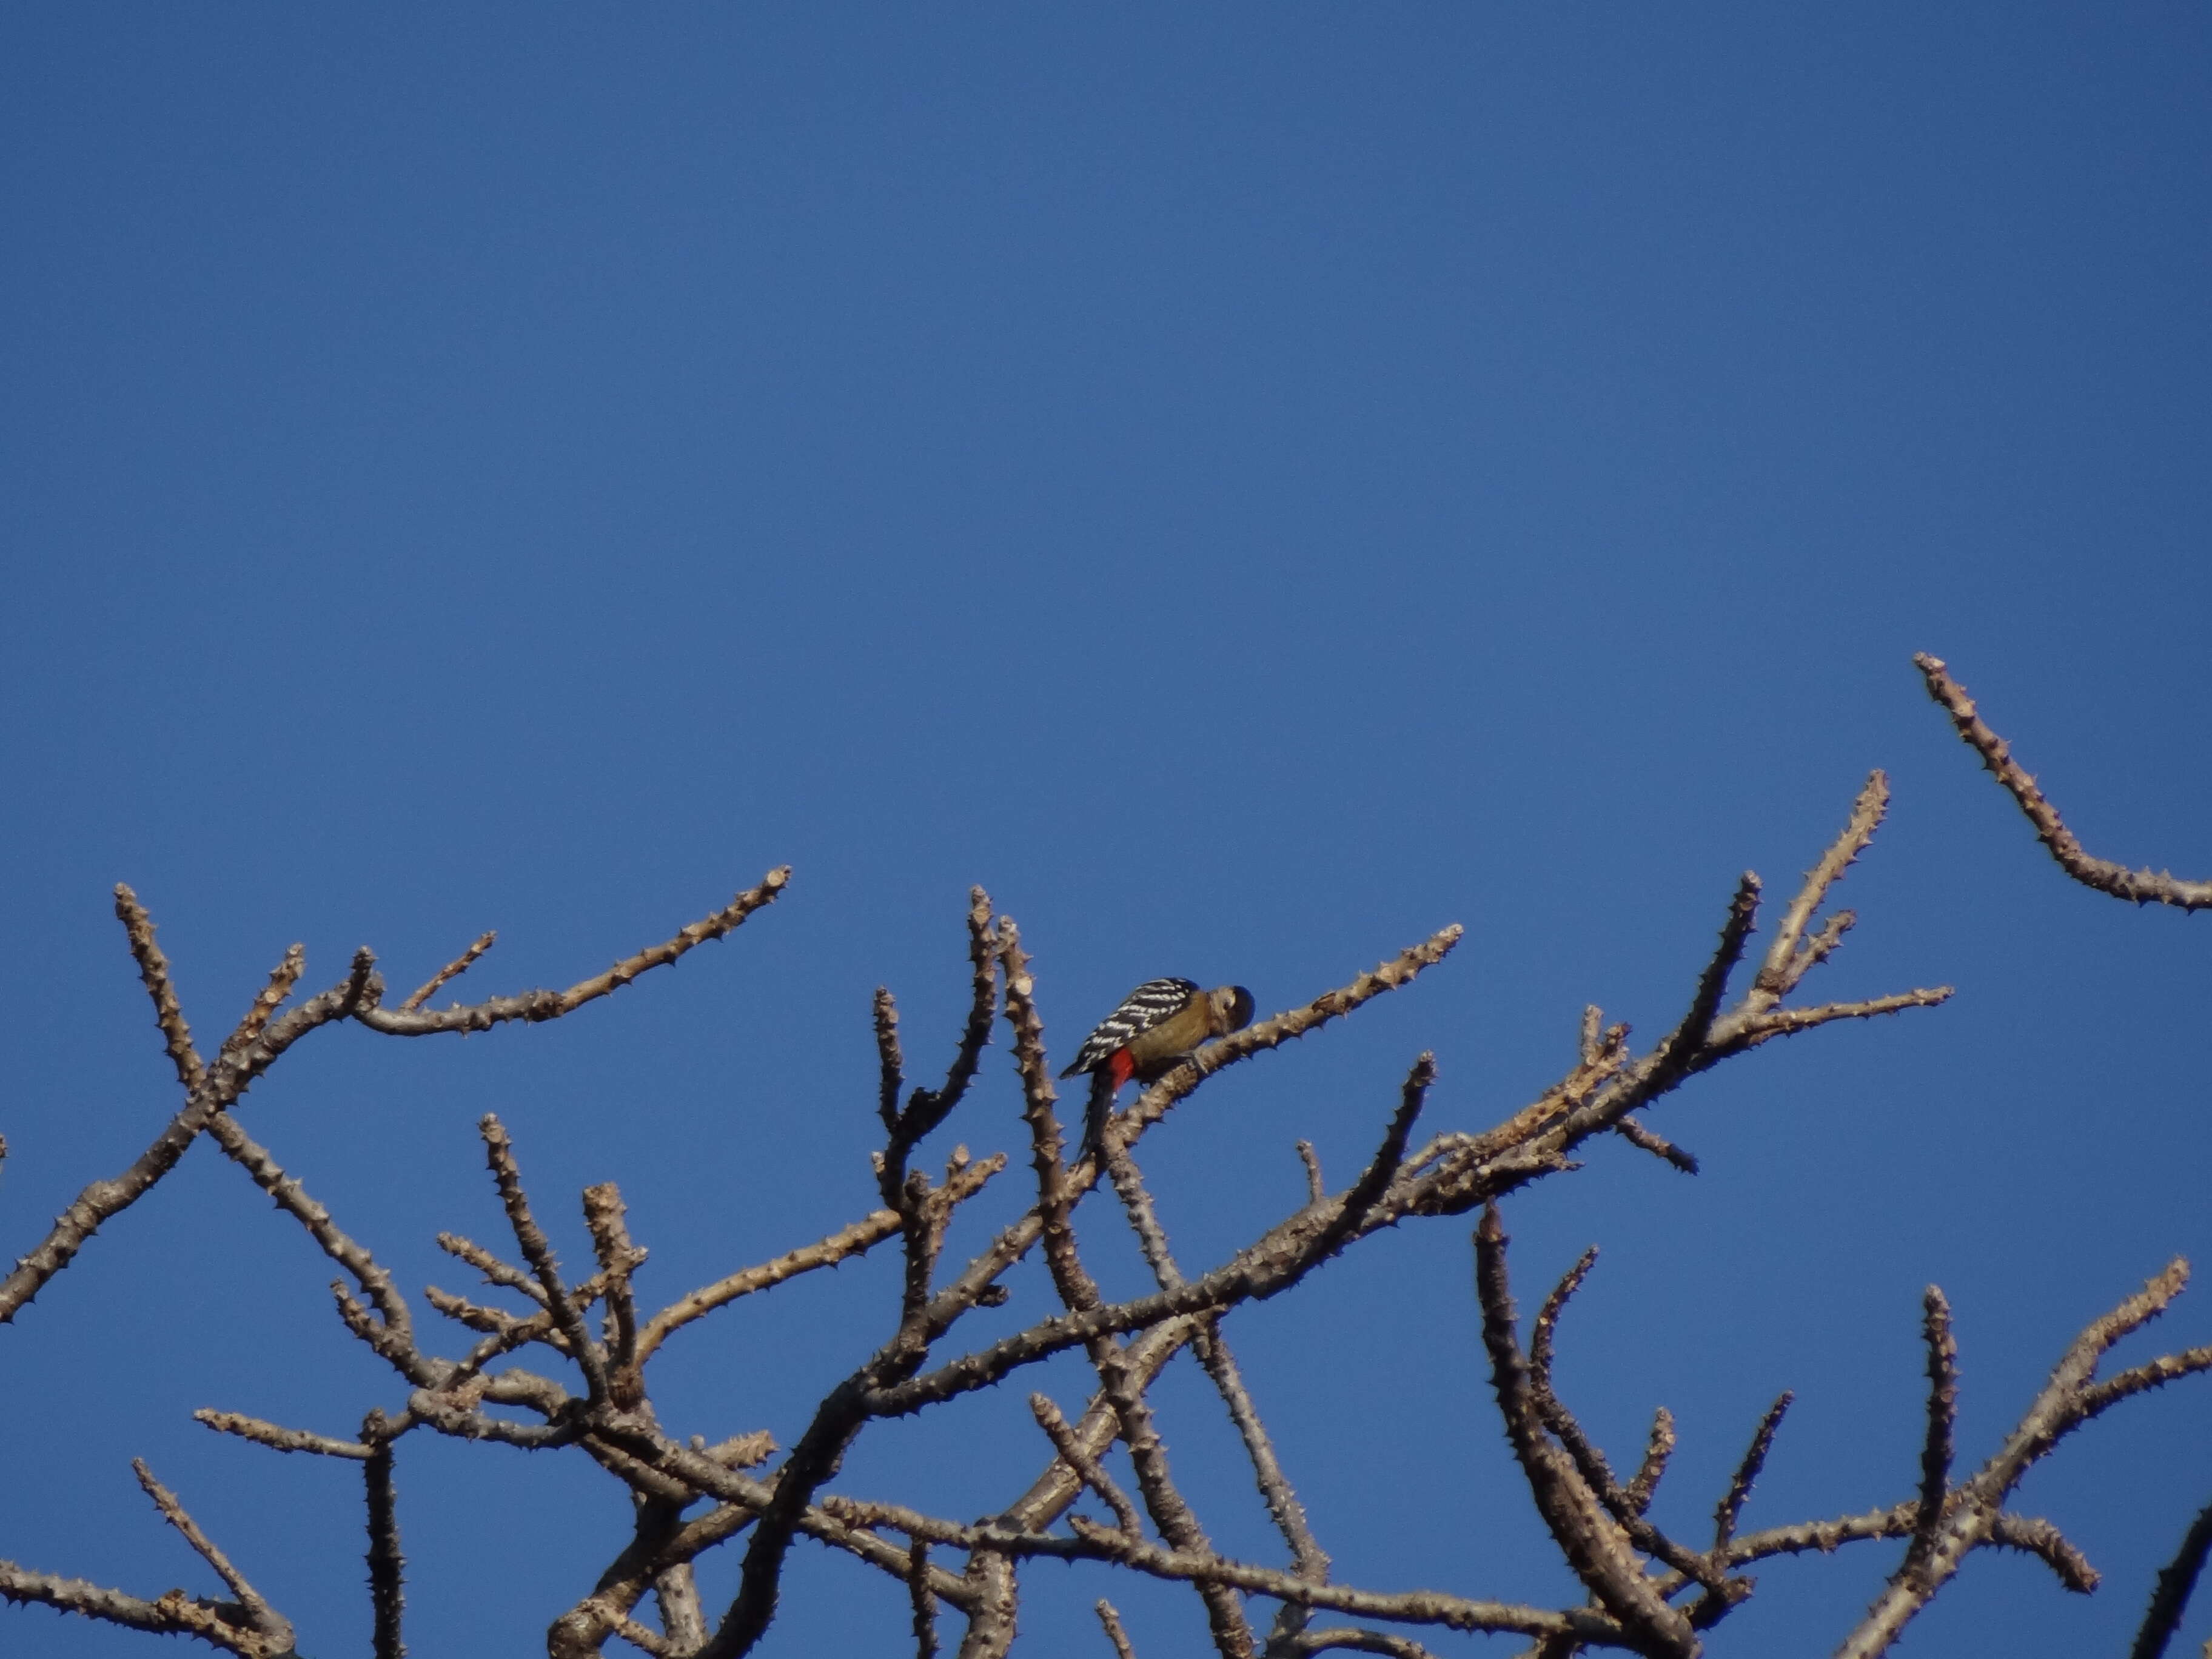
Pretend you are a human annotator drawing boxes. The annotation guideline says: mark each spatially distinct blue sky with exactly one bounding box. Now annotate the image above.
[3,7,2209,1655]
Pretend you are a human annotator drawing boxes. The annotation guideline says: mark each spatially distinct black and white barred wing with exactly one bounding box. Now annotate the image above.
[1059,977,1201,1078]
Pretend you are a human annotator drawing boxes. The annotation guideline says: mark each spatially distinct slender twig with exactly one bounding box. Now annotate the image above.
[481,1114,606,1402]
[2131,1499,2212,1659]
[1649,875,1761,1088]
[1752,771,1888,999]
[194,1409,373,1460]
[437,1231,549,1304]
[1712,1393,1792,1549]
[1031,1394,1144,1536]
[907,1539,939,1659]
[1516,1247,1730,1603]
[201,1108,437,1384]
[1098,1598,1139,1659]
[1906,1287,1960,1581]
[132,1461,278,1629]
[1529,1248,1599,1388]
[1192,1315,1330,1582]
[997,919,1084,1291]
[874,987,906,1137]
[114,884,207,1094]
[1917,654,2212,910]
[1655,1501,2096,1594]
[213,946,307,1074]
[637,1163,1001,1364]
[1473,1206,1696,1658]
[358,870,792,1035]
[401,930,497,1011]
[1305,1055,1433,1266]
[583,1182,649,1407]
[1610,1118,1697,1175]
[1296,1141,1326,1205]
[889,888,998,1165]
[1624,1409,1675,1517]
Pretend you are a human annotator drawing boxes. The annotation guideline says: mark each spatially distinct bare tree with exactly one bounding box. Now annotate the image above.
[1,657,2207,1658]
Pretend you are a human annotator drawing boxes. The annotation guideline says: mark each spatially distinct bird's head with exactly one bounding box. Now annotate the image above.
[1212,985,1256,1033]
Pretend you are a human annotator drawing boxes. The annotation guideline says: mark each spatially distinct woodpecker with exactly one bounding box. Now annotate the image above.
[1061,978,1256,1159]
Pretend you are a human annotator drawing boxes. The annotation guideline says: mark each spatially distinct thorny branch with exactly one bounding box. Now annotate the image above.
[1832,1256,2212,1659]
[1917,653,2212,910]
[362,1413,406,1659]
[2131,1499,2212,1659]
[1,873,790,1326]
[7,697,2210,1658]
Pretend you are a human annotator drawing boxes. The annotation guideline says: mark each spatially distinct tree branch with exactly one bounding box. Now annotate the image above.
[357,870,791,1034]
[363,1412,407,1659]
[2131,1498,2212,1659]
[1473,1207,1696,1659]
[1916,653,2212,910]
[400,930,497,1011]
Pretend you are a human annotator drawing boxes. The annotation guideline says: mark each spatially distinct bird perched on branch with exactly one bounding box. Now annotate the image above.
[1061,978,1256,1161]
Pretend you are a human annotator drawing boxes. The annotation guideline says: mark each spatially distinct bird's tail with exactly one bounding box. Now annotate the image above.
[1080,1070,1116,1165]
